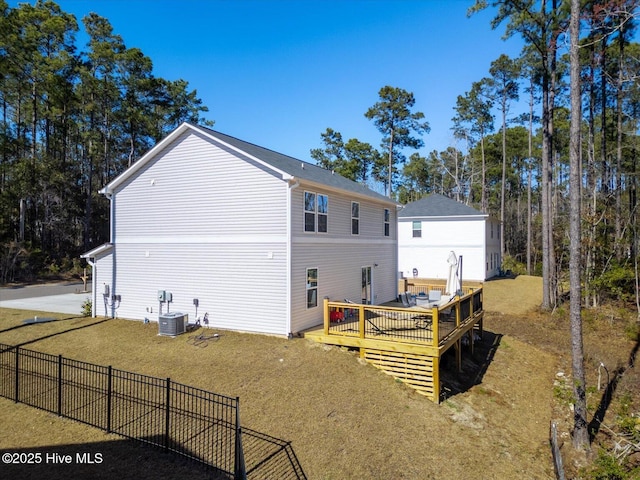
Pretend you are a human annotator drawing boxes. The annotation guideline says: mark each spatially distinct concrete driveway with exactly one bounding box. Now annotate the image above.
[0,282,91,315]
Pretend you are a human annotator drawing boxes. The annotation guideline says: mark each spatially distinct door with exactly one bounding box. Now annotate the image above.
[361,266,372,304]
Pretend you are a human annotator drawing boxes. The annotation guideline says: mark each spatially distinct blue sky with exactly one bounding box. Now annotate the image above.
[16,0,527,162]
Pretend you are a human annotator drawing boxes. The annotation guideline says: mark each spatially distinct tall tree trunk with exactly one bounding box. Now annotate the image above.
[500,101,507,259]
[387,129,394,198]
[547,0,559,308]
[527,79,534,275]
[481,134,487,213]
[569,0,589,450]
[615,31,624,260]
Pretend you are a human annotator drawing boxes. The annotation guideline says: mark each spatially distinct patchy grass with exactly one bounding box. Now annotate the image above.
[0,276,637,479]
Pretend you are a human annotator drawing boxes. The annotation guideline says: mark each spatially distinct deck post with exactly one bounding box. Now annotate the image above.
[432,307,439,348]
[323,297,330,336]
[358,305,366,358]
[432,356,440,403]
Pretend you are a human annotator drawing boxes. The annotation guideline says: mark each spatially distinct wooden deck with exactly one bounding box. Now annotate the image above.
[303,283,484,403]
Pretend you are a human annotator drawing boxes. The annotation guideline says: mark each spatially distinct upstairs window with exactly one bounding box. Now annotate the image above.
[317,194,328,233]
[304,191,328,233]
[412,221,422,238]
[351,202,360,235]
[304,192,316,232]
[384,208,390,237]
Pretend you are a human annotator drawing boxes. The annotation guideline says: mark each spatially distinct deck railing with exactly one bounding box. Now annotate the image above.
[323,288,483,348]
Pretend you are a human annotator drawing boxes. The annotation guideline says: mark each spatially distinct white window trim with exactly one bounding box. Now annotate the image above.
[306,267,318,309]
[304,191,316,233]
[384,208,390,237]
[351,201,360,236]
[412,220,422,238]
[304,191,328,234]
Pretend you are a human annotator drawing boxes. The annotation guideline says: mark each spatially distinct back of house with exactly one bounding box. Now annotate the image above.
[83,123,399,336]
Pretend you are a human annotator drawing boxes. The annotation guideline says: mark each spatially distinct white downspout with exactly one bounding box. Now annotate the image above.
[85,256,97,318]
[286,177,299,336]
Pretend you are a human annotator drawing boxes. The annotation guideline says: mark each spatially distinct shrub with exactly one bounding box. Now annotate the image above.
[81,299,92,317]
[589,450,627,480]
[590,264,635,303]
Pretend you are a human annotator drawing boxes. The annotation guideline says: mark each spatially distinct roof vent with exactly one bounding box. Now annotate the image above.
[331,170,335,175]
[301,163,304,169]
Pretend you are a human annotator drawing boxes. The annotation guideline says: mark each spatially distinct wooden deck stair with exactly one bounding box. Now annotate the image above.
[303,281,483,403]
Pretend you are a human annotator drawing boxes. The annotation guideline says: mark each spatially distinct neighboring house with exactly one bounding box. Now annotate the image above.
[82,123,399,336]
[397,193,500,282]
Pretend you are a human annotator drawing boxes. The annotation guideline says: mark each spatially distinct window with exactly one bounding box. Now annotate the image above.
[304,192,315,232]
[317,194,328,233]
[384,208,390,237]
[304,191,328,233]
[412,221,422,238]
[351,202,359,235]
[306,268,318,308]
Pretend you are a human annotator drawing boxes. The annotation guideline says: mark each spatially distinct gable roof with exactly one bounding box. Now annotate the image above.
[399,193,487,219]
[101,122,397,206]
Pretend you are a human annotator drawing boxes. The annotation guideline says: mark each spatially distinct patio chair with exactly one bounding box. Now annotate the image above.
[400,291,418,307]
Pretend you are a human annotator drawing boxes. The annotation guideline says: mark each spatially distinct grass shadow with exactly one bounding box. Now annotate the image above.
[0,438,221,480]
[0,315,87,334]
[588,337,640,441]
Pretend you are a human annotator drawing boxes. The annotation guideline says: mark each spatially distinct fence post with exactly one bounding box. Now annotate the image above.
[164,377,171,452]
[106,365,112,433]
[14,346,19,403]
[234,397,246,480]
[57,354,62,416]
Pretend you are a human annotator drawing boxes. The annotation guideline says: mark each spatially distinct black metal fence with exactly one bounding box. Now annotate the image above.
[0,343,245,479]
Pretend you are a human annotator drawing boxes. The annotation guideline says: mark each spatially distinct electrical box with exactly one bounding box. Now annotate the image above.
[158,312,187,336]
[166,292,173,302]
[157,290,166,302]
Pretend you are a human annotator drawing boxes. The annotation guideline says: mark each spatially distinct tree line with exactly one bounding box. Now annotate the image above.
[0,0,211,282]
[1,0,639,318]
[312,1,640,314]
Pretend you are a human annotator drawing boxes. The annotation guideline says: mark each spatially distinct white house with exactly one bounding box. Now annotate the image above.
[82,123,399,336]
[397,193,500,282]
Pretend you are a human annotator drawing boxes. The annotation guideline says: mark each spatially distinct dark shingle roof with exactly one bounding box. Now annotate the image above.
[197,125,396,205]
[399,193,485,218]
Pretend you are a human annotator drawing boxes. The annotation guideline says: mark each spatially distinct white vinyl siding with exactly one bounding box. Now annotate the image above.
[291,188,396,240]
[289,188,397,332]
[114,130,287,240]
[108,130,289,335]
[399,217,490,281]
[109,242,288,335]
[93,250,115,318]
[96,125,399,336]
[290,242,397,332]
